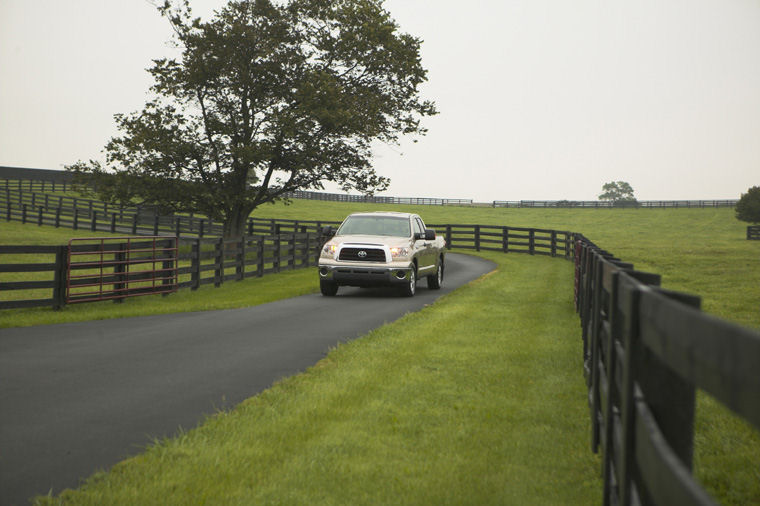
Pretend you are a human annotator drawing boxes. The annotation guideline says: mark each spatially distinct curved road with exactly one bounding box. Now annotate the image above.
[0,253,494,504]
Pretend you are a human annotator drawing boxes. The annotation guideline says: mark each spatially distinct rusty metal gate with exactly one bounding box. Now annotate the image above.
[66,236,178,304]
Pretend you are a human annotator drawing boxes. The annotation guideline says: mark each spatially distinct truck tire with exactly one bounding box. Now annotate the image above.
[320,280,338,296]
[427,258,443,290]
[399,268,416,297]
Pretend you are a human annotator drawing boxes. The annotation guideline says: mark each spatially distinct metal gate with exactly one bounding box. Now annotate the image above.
[66,236,178,304]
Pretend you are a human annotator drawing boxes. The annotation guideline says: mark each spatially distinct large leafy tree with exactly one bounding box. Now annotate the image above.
[735,186,760,224]
[598,181,636,205]
[69,0,436,237]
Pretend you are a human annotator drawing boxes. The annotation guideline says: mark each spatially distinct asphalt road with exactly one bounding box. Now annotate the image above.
[0,252,494,505]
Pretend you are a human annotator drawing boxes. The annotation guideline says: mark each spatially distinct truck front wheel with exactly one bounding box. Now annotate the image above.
[320,280,339,296]
[399,268,416,297]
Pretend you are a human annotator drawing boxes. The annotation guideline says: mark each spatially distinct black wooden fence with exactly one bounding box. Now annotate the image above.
[748,225,760,240]
[0,233,324,310]
[1,186,574,258]
[493,199,738,208]
[574,237,760,505]
[1,185,348,238]
[1,173,741,209]
[285,189,474,206]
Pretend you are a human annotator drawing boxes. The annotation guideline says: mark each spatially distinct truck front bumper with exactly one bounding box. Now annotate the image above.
[318,262,413,287]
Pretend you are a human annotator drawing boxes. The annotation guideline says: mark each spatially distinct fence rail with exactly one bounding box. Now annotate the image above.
[748,225,760,240]
[574,237,760,505]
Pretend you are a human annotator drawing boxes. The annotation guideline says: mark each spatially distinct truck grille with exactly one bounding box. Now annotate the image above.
[339,247,386,262]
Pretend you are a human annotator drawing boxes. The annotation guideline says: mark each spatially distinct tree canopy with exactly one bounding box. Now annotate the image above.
[735,186,760,224]
[598,181,636,204]
[68,0,437,237]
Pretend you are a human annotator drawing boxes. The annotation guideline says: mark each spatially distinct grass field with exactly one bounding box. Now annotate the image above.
[2,200,758,504]
[37,252,603,506]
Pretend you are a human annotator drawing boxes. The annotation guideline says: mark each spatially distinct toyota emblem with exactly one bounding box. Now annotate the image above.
[358,250,367,258]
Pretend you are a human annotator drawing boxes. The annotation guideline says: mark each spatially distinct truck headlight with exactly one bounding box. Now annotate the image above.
[390,247,410,259]
[321,243,338,259]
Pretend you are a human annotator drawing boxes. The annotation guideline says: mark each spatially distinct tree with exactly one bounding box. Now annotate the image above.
[735,186,760,224]
[598,181,636,205]
[68,0,437,237]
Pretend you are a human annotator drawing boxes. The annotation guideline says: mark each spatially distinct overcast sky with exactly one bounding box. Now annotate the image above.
[1,0,758,202]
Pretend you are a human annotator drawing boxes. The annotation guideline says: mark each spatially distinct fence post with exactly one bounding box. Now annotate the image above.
[132,213,138,235]
[175,217,181,238]
[111,213,117,233]
[551,231,557,257]
[38,206,44,226]
[502,227,509,253]
[214,238,223,287]
[91,210,97,231]
[52,245,68,310]
[236,238,245,281]
[257,236,264,277]
[191,239,201,290]
[445,225,452,250]
[153,214,159,236]
[55,207,61,228]
[529,229,535,255]
[199,220,205,238]
[474,225,480,251]
[288,233,296,269]
[273,233,281,273]
[22,203,27,224]
[304,232,312,266]
[73,208,79,230]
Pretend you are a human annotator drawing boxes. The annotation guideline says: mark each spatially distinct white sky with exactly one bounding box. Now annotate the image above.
[1,0,759,202]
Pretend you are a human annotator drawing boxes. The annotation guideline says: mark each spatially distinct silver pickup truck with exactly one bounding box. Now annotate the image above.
[318,212,446,297]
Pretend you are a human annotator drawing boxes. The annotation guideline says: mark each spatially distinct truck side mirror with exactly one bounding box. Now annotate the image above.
[425,229,436,240]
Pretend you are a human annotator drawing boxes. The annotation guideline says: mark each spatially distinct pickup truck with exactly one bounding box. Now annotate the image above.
[318,212,446,297]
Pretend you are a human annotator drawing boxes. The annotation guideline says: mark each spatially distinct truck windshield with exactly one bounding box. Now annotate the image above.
[337,216,411,237]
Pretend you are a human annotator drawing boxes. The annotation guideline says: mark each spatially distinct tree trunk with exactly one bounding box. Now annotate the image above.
[223,208,249,239]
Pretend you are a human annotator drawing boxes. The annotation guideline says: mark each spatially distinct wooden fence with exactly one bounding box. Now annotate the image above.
[493,199,738,209]
[285,189,474,206]
[574,237,760,505]
[748,225,760,240]
[1,174,741,210]
[0,233,323,310]
[1,186,347,238]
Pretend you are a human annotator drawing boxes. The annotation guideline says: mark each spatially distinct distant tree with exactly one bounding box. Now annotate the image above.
[68,0,437,238]
[735,186,760,224]
[598,181,636,205]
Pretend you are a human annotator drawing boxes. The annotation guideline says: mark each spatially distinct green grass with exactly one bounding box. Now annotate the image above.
[3,201,759,504]
[36,252,602,505]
